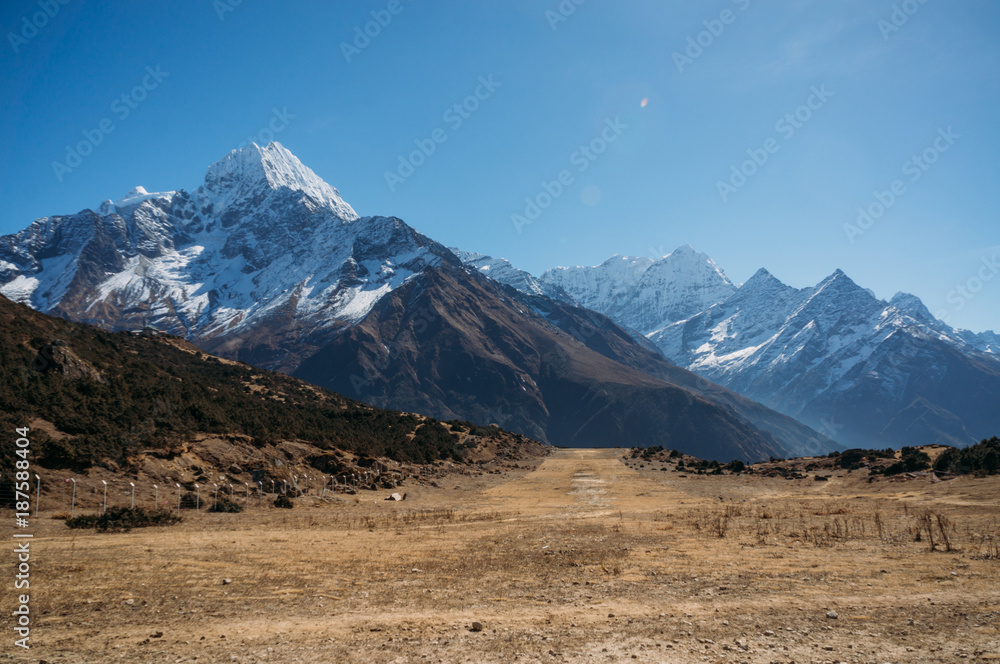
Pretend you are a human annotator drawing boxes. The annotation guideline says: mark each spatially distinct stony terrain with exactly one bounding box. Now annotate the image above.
[4,448,999,663]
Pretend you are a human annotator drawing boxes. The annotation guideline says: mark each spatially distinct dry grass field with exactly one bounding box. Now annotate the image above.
[4,448,1000,663]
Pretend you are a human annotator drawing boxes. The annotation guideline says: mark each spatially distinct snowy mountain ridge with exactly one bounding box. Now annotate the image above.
[0,143,448,354]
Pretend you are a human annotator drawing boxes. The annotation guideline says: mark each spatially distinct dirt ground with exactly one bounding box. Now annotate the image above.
[4,448,1000,663]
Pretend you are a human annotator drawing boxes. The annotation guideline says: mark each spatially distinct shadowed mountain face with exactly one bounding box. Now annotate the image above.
[294,264,826,461]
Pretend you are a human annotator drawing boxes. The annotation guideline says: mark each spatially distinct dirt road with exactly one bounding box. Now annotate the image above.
[8,448,1000,663]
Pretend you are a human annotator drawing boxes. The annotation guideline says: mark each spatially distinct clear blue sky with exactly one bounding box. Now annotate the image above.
[2,0,998,332]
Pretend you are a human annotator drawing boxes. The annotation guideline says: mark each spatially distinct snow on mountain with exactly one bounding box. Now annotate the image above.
[649,268,1000,448]
[448,248,579,303]
[0,143,451,357]
[881,292,999,356]
[201,142,359,222]
[448,248,548,297]
[538,246,737,333]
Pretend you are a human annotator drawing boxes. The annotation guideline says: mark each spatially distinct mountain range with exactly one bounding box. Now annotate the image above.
[3,142,993,456]
[0,143,836,461]
[458,247,1000,449]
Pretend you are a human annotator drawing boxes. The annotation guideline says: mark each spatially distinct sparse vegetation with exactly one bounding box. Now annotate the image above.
[835,447,895,470]
[0,297,517,474]
[18,448,1000,663]
[64,506,181,532]
[934,436,1000,476]
[879,446,932,475]
[208,497,244,513]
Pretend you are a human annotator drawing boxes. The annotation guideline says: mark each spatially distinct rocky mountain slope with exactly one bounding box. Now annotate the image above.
[0,293,540,474]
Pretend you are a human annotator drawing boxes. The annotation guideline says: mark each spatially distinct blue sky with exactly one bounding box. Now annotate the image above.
[2,0,998,332]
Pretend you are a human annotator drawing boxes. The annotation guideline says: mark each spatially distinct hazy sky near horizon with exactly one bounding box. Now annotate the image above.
[2,0,998,332]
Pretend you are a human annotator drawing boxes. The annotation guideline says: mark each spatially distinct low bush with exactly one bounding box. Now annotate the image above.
[880,447,931,476]
[934,436,1000,475]
[208,497,243,513]
[65,506,181,532]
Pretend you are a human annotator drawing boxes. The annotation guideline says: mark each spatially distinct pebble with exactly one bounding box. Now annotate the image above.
[826,610,839,619]
[470,622,483,632]
[222,579,232,585]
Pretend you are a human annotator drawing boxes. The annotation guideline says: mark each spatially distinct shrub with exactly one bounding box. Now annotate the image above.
[65,506,181,532]
[274,494,294,509]
[881,447,931,476]
[837,447,895,470]
[934,437,1000,475]
[725,459,746,474]
[208,497,243,513]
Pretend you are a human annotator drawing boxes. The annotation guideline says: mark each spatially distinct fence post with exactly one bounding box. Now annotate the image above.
[175,483,181,517]
[130,482,135,509]
[67,478,76,517]
[195,483,200,511]
[153,484,158,508]
[102,480,108,513]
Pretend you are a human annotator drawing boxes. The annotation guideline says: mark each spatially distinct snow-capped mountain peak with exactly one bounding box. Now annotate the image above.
[889,291,935,323]
[202,142,358,221]
[535,246,736,333]
[0,143,448,347]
